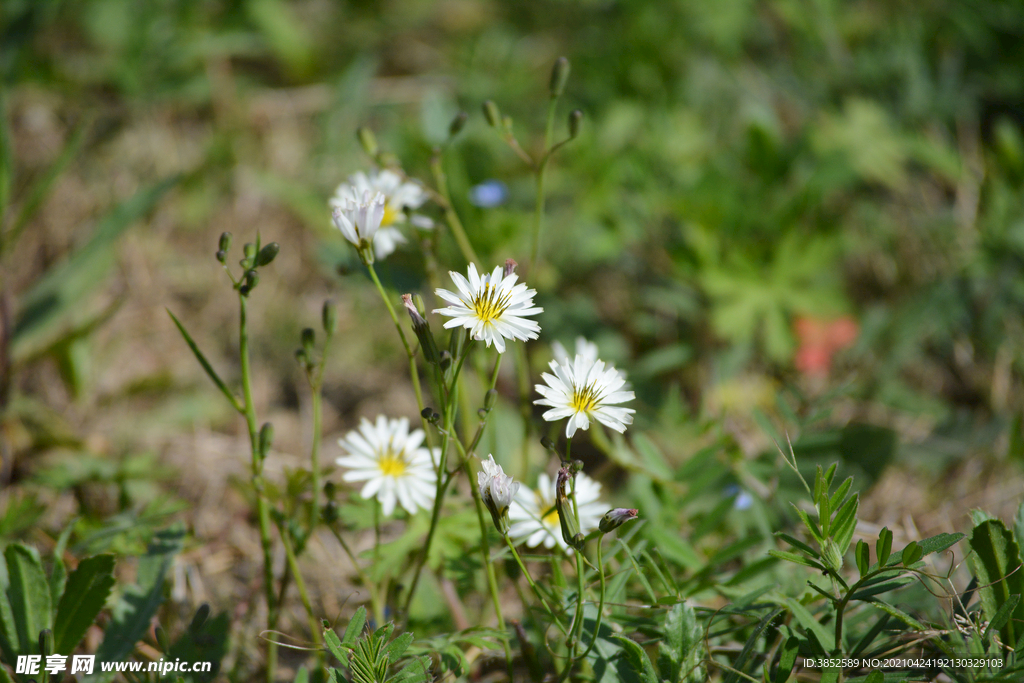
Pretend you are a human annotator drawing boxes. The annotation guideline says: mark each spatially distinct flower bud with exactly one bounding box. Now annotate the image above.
[449,110,468,137]
[242,242,257,267]
[822,538,843,572]
[540,436,558,453]
[301,328,315,355]
[402,294,439,364]
[549,57,571,98]
[322,300,337,335]
[572,459,584,474]
[478,455,520,535]
[258,422,274,460]
[216,250,227,263]
[295,348,309,368]
[483,100,501,128]
[256,242,280,267]
[555,466,584,550]
[484,388,498,412]
[599,508,638,533]
[240,269,259,296]
[568,109,583,139]
[504,258,518,278]
[219,231,232,253]
[357,127,378,157]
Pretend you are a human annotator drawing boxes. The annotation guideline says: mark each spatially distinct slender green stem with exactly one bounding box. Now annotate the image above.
[401,350,469,618]
[466,354,503,455]
[279,522,323,660]
[372,501,386,628]
[307,332,329,531]
[326,522,384,630]
[365,262,430,437]
[239,294,278,682]
[514,342,534,482]
[503,536,568,635]
[580,538,606,660]
[463,458,513,678]
[430,153,480,265]
[528,97,559,276]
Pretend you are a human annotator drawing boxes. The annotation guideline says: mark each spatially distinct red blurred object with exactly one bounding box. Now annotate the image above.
[794,315,859,376]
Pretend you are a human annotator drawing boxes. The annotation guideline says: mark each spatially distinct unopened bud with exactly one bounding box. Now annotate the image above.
[549,57,571,98]
[599,508,638,533]
[822,538,843,572]
[572,459,584,474]
[256,242,280,267]
[483,100,501,128]
[402,294,439,364]
[219,232,232,253]
[540,436,558,453]
[484,389,498,412]
[322,300,337,335]
[449,111,468,137]
[501,115,513,131]
[504,258,518,278]
[421,407,441,424]
[357,127,378,157]
[241,243,257,269]
[555,466,584,550]
[216,250,227,263]
[301,328,315,354]
[295,348,309,367]
[568,109,583,139]
[258,422,274,460]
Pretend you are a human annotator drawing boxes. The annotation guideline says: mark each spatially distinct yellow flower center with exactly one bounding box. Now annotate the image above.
[381,204,398,227]
[570,383,600,413]
[472,282,512,323]
[378,451,407,477]
[539,495,560,527]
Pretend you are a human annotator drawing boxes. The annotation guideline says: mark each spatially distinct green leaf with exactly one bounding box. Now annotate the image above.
[342,606,367,649]
[166,608,229,683]
[856,540,870,577]
[768,549,826,571]
[53,554,116,654]
[611,635,659,683]
[658,602,703,683]
[4,543,52,655]
[828,477,854,514]
[167,309,243,413]
[864,671,884,683]
[617,539,658,604]
[644,525,702,570]
[88,526,184,681]
[985,594,1020,643]
[792,505,824,545]
[776,533,819,558]
[831,494,859,555]
[901,541,922,566]
[864,599,925,631]
[967,519,1024,647]
[384,631,414,662]
[723,608,782,683]
[783,597,833,652]
[774,636,800,683]
[876,527,892,566]
[323,627,348,668]
[849,576,915,600]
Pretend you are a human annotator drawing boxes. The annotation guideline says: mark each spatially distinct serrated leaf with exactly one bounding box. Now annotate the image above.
[53,554,116,654]
[611,635,659,683]
[658,602,702,683]
[384,631,414,662]
[5,543,52,655]
[968,520,1024,647]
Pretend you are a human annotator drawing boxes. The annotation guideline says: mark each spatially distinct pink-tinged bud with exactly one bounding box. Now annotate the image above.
[599,508,638,533]
[402,294,439,364]
[504,258,518,278]
[402,294,427,328]
[555,465,583,550]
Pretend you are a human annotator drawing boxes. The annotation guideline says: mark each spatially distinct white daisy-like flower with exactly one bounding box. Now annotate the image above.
[336,416,438,516]
[433,263,543,353]
[534,354,636,438]
[508,471,606,552]
[478,455,519,535]
[330,169,433,260]
[332,190,386,259]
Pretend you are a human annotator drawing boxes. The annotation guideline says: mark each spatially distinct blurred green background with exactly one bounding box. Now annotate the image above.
[4,0,1024,672]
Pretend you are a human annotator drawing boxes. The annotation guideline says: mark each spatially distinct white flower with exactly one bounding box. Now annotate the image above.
[534,354,635,438]
[332,190,386,257]
[508,471,606,552]
[552,337,600,366]
[336,416,438,516]
[330,169,433,260]
[433,263,543,353]
[478,455,520,534]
